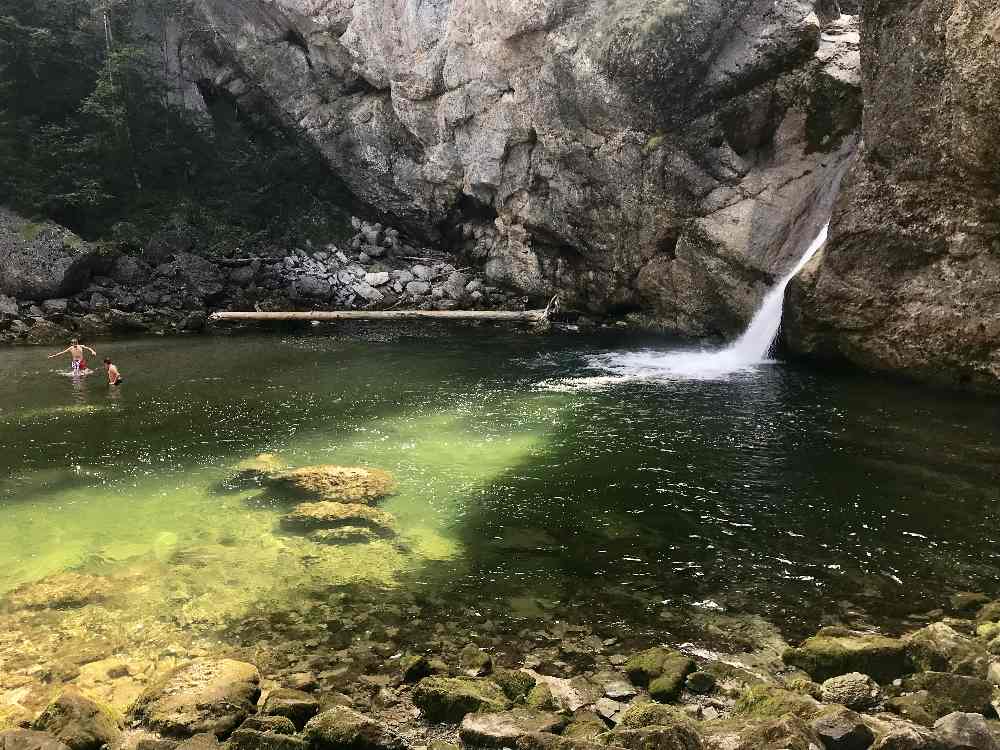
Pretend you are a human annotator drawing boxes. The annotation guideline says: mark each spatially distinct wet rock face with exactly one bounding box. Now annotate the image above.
[128,659,261,738]
[149,0,861,335]
[786,0,1000,391]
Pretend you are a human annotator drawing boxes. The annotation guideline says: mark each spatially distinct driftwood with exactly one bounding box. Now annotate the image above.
[210,297,558,325]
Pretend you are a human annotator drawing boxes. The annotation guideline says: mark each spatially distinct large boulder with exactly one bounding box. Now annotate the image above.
[411,677,510,723]
[895,673,994,722]
[932,712,998,750]
[259,690,319,730]
[821,673,882,711]
[128,659,261,738]
[0,208,102,300]
[0,731,71,750]
[302,707,407,750]
[265,467,396,504]
[904,623,991,678]
[782,628,908,683]
[459,710,567,748]
[30,690,122,750]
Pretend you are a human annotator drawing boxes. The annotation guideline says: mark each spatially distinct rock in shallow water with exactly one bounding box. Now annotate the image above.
[459,710,567,748]
[128,659,260,738]
[30,690,122,750]
[412,677,510,723]
[279,503,396,536]
[265,466,396,504]
[303,707,407,750]
[624,647,695,702]
[782,627,908,683]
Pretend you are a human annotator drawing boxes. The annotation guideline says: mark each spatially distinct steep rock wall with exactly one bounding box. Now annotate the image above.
[786,0,1000,389]
[144,0,861,337]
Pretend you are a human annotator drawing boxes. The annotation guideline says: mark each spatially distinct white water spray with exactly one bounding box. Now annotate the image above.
[551,224,829,387]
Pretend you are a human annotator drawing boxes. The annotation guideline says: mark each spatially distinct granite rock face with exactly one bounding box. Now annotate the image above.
[786,0,1000,390]
[142,0,862,336]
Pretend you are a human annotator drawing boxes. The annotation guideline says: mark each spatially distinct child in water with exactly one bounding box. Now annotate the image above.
[49,339,97,374]
[104,359,123,386]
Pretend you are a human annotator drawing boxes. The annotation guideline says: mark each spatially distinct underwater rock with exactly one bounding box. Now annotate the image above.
[896,672,994,722]
[459,710,567,748]
[932,712,998,750]
[221,455,287,491]
[307,527,381,546]
[279,503,396,536]
[302,707,407,750]
[782,628,908,683]
[259,690,319,731]
[265,466,396,504]
[128,659,261,738]
[412,677,510,723]
[820,673,882,712]
[810,707,874,750]
[3,573,112,611]
[623,648,695,702]
[460,645,494,677]
[30,690,122,750]
[0,731,71,750]
[904,623,991,678]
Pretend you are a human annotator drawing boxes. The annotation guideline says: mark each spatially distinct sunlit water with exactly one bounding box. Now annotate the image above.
[1,326,999,697]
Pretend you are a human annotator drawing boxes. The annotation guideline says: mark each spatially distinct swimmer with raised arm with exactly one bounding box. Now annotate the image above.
[48,339,97,374]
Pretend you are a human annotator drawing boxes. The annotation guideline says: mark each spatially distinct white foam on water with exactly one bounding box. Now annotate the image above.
[544,224,829,389]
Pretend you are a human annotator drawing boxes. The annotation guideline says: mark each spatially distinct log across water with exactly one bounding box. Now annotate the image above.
[209,299,556,325]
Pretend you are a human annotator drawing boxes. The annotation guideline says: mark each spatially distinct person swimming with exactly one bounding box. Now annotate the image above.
[49,339,97,374]
[104,358,123,386]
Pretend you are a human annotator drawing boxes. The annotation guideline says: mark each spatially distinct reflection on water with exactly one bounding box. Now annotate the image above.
[1,327,999,696]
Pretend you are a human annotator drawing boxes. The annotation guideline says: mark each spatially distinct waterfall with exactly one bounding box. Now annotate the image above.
[573,223,830,384]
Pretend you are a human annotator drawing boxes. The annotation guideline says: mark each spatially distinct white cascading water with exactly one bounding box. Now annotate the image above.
[568,223,830,385]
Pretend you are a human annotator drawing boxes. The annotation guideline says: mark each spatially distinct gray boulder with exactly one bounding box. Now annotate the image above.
[932,713,998,750]
[810,707,875,750]
[460,711,567,748]
[0,208,101,300]
[821,673,882,711]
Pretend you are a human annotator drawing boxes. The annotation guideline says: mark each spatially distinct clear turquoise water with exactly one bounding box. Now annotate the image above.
[1,326,998,655]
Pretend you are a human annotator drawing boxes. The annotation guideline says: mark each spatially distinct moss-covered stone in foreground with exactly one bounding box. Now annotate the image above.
[623,648,695,693]
[781,627,907,682]
[412,677,510,723]
[733,685,820,721]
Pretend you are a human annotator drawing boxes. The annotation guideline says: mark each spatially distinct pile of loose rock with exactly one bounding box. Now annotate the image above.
[0,214,532,345]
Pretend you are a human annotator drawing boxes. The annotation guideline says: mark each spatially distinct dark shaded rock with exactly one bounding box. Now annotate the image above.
[302,707,407,750]
[459,710,567,748]
[898,673,994,721]
[782,628,908,683]
[30,690,122,750]
[950,594,992,616]
[128,659,261,738]
[228,729,309,750]
[685,672,716,695]
[810,707,875,750]
[0,731,71,750]
[237,718,296,736]
[260,689,320,730]
[412,677,510,723]
[398,655,432,684]
[0,208,100,300]
[932,713,998,750]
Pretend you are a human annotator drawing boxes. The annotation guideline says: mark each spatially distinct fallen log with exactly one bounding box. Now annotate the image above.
[210,297,558,325]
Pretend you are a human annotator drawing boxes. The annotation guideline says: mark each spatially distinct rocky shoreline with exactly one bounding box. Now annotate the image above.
[0,209,552,347]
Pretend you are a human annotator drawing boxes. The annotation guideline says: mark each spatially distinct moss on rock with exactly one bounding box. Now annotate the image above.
[279,503,396,535]
[412,677,510,723]
[31,689,122,750]
[781,627,907,683]
[617,703,692,730]
[303,707,405,750]
[266,466,396,504]
[623,648,695,692]
[491,670,536,702]
[733,685,820,721]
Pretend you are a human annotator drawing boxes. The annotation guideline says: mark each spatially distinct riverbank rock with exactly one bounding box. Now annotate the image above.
[412,677,510,723]
[459,710,566,748]
[782,628,908,683]
[820,673,882,711]
[259,690,319,730]
[128,659,261,738]
[733,685,821,721]
[932,712,999,750]
[904,623,991,678]
[701,715,823,750]
[265,467,396,504]
[460,646,493,677]
[894,672,994,721]
[0,731,71,750]
[278,503,396,536]
[30,690,122,750]
[810,707,874,750]
[617,705,693,731]
[302,707,406,750]
[490,671,536,702]
[624,648,695,702]
[0,208,101,301]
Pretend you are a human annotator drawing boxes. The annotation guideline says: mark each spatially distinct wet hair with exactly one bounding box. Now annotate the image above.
[70,339,79,345]
[103,358,113,365]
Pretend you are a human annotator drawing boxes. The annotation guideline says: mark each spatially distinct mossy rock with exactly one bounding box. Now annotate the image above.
[623,648,695,690]
[31,689,122,750]
[303,707,405,750]
[701,715,823,750]
[733,685,820,721]
[399,655,432,684]
[266,466,396,504]
[562,718,606,740]
[617,703,692,730]
[279,503,396,535]
[904,622,990,677]
[460,645,494,677]
[412,677,510,723]
[259,689,319,730]
[976,600,1000,622]
[781,627,907,683]
[491,669,536,702]
[525,684,556,711]
[308,527,381,546]
[594,724,701,750]
[898,672,994,720]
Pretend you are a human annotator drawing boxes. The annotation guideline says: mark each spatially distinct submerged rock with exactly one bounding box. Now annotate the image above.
[128,659,261,738]
[30,690,122,750]
[459,710,567,748]
[278,503,396,536]
[3,573,113,611]
[259,690,319,730]
[302,707,407,750]
[265,466,396,504]
[307,527,382,545]
[412,677,510,723]
[0,731,71,750]
[782,628,908,683]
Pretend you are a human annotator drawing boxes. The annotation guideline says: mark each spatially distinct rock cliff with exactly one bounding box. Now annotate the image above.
[786,0,1000,390]
[146,0,861,336]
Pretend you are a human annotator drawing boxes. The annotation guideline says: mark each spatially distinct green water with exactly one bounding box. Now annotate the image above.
[1,327,999,688]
